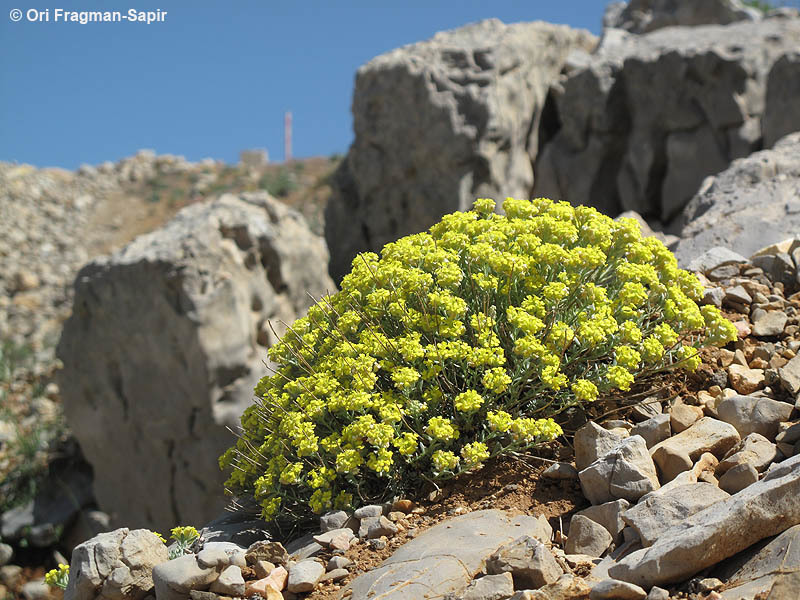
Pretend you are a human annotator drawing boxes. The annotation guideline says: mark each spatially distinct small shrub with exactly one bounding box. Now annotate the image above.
[259,167,298,198]
[45,564,69,590]
[220,198,736,525]
[168,525,199,559]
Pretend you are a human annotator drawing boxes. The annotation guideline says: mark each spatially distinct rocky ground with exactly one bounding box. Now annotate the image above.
[49,237,800,600]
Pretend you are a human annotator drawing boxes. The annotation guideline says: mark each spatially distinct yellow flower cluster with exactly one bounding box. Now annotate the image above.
[220,197,736,524]
[45,564,70,590]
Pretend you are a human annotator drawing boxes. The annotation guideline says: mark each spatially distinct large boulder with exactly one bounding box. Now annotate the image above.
[533,17,800,223]
[673,132,800,265]
[324,18,596,281]
[57,192,334,530]
[604,0,760,34]
[763,51,800,148]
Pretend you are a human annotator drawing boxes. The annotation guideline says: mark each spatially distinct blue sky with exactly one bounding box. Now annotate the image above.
[1,1,607,169]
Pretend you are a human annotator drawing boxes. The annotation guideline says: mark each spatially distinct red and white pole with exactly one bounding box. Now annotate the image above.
[284,111,292,162]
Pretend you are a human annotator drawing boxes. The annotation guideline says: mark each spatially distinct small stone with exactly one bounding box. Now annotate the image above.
[719,462,759,494]
[0,544,12,567]
[716,395,794,440]
[725,285,752,306]
[707,264,740,281]
[319,511,349,533]
[579,436,660,505]
[630,398,662,421]
[702,287,725,307]
[0,565,22,589]
[589,579,646,600]
[367,538,387,550]
[718,349,735,367]
[486,536,563,589]
[462,573,515,600]
[695,577,723,593]
[196,547,230,569]
[688,248,748,275]
[209,565,245,597]
[20,580,50,600]
[12,270,40,292]
[313,528,355,547]
[543,463,579,480]
[152,555,218,600]
[246,541,289,566]
[327,556,351,571]
[565,515,612,557]
[287,560,325,593]
[387,511,406,522]
[646,587,670,600]
[358,516,380,539]
[574,499,630,545]
[319,568,349,583]
[631,414,671,449]
[354,505,383,519]
[752,311,789,337]
[718,432,778,474]
[367,516,398,539]
[727,364,766,395]
[253,560,275,579]
[391,499,414,513]
[574,421,628,471]
[669,398,704,433]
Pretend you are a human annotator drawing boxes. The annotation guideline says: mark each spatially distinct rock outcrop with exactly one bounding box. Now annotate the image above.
[56,192,334,530]
[673,132,800,266]
[603,0,759,34]
[324,18,596,281]
[534,17,800,223]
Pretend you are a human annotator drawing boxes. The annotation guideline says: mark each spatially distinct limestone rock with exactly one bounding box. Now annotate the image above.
[579,436,660,505]
[718,433,778,474]
[605,0,759,34]
[719,462,759,494]
[208,565,244,597]
[65,528,168,600]
[286,560,325,593]
[535,19,800,224]
[651,417,741,482]
[461,573,514,600]
[343,510,551,599]
[608,454,800,588]
[57,192,334,530]
[716,395,794,440]
[751,311,789,338]
[512,574,592,600]
[715,524,800,599]
[674,132,800,266]
[565,515,612,557]
[589,578,647,600]
[764,52,800,147]
[621,483,730,547]
[778,353,800,395]
[575,499,630,545]
[152,554,219,600]
[631,414,671,449]
[486,536,563,589]
[574,421,628,471]
[325,19,596,280]
[727,365,765,395]
[669,398,704,433]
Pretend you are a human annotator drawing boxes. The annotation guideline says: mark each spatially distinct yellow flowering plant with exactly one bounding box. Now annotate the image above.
[220,197,736,525]
[45,564,69,589]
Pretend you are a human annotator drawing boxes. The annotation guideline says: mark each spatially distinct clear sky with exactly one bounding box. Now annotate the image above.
[1,1,608,169]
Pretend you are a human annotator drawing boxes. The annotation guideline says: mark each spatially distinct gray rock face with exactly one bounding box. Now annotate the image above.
[575,499,631,545]
[487,536,564,589]
[714,524,800,599]
[534,19,800,224]
[608,454,800,588]
[716,395,794,440]
[579,436,660,505]
[621,483,730,547]
[575,421,629,471]
[65,528,168,600]
[764,52,800,147]
[152,555,218,600]
[604,0,759,34]
[57,192,334,530]
[565,515,613,557]
[324,19,596,281]
[343,510,551,599]
[674,132,800,266]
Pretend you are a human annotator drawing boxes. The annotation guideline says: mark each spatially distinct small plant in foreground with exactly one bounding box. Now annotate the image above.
[220,197,737,525]
[45,564,69,590]
[168,525,199,559]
